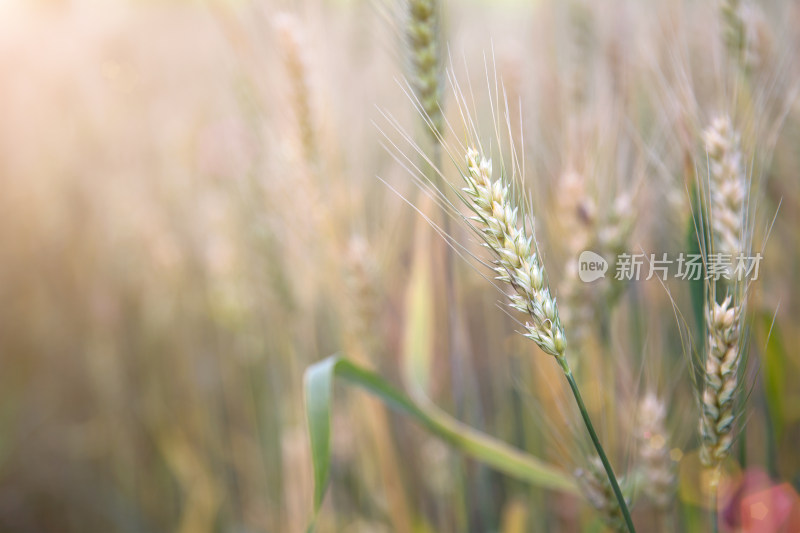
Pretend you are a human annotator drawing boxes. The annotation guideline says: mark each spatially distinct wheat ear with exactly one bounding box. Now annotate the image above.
[345,236,380,343]
[703,115,745,259]
[721,0,745,62]
[699,115,747,472]
[556,172,634,352]
[699,296,742,470]
[275,13,317,165]
[637,393,676,511]
[459,147,636,532]
[463,148,566,357]
[408,0,443,139]
[576,457,629,533]
[556,171,595,351]
[721,0,769,74]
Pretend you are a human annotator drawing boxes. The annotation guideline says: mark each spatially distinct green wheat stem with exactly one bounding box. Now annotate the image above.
[712,492,719,533]
[560,357,637,533]
[710,467,721,533]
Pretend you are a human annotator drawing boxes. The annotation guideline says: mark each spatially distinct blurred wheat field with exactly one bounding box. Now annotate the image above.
[2,0,800,532]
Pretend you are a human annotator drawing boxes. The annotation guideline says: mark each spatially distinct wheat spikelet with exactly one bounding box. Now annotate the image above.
[636,393,676,511]
[407,0,443,138]
[575,457,629,533]
[699,296,742,470]
[703,115,746,259]
[461,147,566,358]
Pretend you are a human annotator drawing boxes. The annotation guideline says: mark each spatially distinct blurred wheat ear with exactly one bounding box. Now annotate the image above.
[274,13,318,166]
[575,457,630,533]
[636,393,676,514]
[703,116,746,260]
[407,0,443,142]
[721,0,746,63]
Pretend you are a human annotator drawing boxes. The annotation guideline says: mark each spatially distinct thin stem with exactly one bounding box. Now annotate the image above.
[712,490,719,533]
[659,509,673,533]
[599,315,617,454]
[559,357,637,533]
[710,468,721,533]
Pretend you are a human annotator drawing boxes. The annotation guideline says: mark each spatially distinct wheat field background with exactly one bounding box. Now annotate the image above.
[1,0,800,532]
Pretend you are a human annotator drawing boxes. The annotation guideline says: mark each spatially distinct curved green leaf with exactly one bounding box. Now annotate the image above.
[303,354,578,529]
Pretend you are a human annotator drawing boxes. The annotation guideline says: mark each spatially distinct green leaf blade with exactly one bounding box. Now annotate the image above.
[303,354,577,530]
